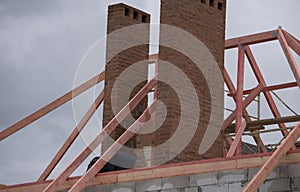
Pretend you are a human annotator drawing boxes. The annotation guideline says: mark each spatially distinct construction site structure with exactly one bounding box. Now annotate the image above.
[0,1,300,192]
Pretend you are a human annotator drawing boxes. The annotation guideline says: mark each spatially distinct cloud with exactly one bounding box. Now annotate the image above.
[0,0,299,186]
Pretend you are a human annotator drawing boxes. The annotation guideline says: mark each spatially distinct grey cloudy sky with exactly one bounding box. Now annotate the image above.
[0,0,299,186]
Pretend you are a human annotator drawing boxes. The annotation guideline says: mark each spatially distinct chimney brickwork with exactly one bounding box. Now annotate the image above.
[155,0,226,163]
[102,3,150,159]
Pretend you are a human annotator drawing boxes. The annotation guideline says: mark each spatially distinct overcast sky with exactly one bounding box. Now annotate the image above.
[0,0,299,186]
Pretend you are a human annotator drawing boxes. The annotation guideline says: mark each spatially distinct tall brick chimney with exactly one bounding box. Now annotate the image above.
[102,1,226,167]
[154,0,226,164]
[102,3,151,157]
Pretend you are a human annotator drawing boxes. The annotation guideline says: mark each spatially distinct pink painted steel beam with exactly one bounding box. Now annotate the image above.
[235,45,245,156]
[244,122,300,192]
[226,119,247,157]
[278,29,300,87]
[245,46,290,137]
[43,77,157,192]
[38,90,105,181]
[0,71,105,141]
[225,30,278,49]
[69,101,157,192]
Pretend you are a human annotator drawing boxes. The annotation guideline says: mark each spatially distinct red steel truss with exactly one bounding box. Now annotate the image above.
[0,28,299,192]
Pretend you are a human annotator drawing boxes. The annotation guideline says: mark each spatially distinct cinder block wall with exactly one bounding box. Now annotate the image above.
[83,164,300,192]
[102,3,150,155]
[156,0,227,163]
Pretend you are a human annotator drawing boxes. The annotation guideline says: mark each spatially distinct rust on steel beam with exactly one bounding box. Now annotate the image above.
[235,45,246,156]
[228,82,298,96]
[2,152,300,192]
[224,70,267,152]
[278,29,300,87]
[222,83,264,131]
[245,46,290,137]
[228,115,300,132]
[38,90,105,181]
[225,30,278,49]
[227,119,247,157]
[43,77,157,192]
[0,71,105,141]
[283,30,300,56]
[69,101,156,192]
[244,122,300,192]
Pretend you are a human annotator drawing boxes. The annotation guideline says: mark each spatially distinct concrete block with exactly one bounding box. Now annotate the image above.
[112,188,134,192]
[259,179,291,192]
[279,165,289,179]
[218,169,248,184]
[249,167,279,181]
[85,184,111,192]
[184,187,198,192]
[162,176,190,190]
[136,178,162,191]
[161,189,184,192]
[190,172,218,186]
[289,164,300,177]
[199,184,229,192]
[110,182,135,192]
[248,167,259,180]
[292,177,300,190]
[228,183,244,192]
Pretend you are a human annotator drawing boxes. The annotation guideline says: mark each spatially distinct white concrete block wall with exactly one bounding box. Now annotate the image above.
[80,163,300,192]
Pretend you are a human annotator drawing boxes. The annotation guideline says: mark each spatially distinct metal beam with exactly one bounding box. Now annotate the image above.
[225,30,278,49]
[43,77,157,192]
[0,71,105,141]
[244,122,300,192]
[38,90,105,181]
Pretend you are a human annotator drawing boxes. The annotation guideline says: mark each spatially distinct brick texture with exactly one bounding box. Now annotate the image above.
[102,3,150,160]
[155,0,226,163]
[102,1,226,166]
